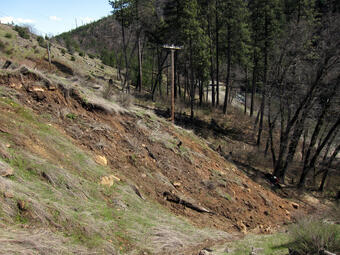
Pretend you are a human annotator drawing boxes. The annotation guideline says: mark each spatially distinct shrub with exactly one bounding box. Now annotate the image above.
[66,113,77,120]
[288,217,340,254]
[37,36,47,48]
[115,92,134,108]
[79,51,84,57]
[5,48,13,55]
[0,40,5,52]
[103,79,114,99]
[70,56,76,61]
[14,25,30,39]
[5,33,12,38]
[61,48,66,55]
[88,53,95,59]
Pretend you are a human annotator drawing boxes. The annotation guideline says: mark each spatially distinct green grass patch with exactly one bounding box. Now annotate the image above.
[215,232,289,255]
[288,217,340,254]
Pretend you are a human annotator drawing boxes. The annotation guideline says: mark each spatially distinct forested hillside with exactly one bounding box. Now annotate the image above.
[1,1,340,254]
[57,0,340,191]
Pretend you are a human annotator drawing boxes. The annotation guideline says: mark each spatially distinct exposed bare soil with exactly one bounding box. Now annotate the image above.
[0,70,305,238]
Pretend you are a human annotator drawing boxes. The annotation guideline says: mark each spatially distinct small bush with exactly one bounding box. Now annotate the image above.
[14,25,30,39]
[5,48,13,55]
[88,53,95,59]
[37,36,47,48]
[0,40,5,52]
[66,113,77,120]
[61,48,66,55]
[103,80,114,99]
[288,217,340,254]
[79,51,84,57]
[5,33,12,38]
[115,92,134,108]
[70,56,76,61]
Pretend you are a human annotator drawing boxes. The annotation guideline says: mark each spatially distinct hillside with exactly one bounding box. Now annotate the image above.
[0,24,322,255]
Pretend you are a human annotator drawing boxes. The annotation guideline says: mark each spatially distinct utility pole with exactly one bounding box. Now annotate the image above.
[163,44,182,123]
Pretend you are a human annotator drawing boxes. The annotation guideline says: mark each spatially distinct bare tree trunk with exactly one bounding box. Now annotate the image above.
[136,0,142,93]
[280,108,308,182]
[298,117,340,188]
[121,20,129,92]
[244,66,248,114]
[250,48,258,117]
[302,127,308,161]
[319,144,340,192]
[199,80,203,106]
[223,23,231,115]
[190,38,195,120]
[215,0,220,107]
[208,4,215,107]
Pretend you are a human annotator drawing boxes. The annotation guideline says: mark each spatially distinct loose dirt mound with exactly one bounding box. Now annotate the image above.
[0,68,302,236]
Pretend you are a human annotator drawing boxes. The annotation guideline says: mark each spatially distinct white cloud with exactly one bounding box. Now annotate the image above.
[0,16,35,24]
[49,16,62,21]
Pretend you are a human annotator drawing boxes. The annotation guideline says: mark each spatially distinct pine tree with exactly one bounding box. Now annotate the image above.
[220,0,250,115]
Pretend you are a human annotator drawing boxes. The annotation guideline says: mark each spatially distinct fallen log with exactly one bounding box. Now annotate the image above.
[163,191,213,214]
[130,184,145,200]
[319,249,336,255]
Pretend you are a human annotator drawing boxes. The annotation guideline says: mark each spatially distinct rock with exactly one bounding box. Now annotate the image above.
[224,247,231,253]
[112,199,128,210]
[4,191,14,198]
[141,173,147,178]
[17,200,28,211]
[291,202,299,209]
[2,60,12,69]
[0,144,10,159]
[236,221,247,234]
[198,250,210,255]
[95,155,108,166]
[92,85,101,90]
[100,175,120,187]
[29,86,45,92]
[173,182,181,188]
[0,161,14,177]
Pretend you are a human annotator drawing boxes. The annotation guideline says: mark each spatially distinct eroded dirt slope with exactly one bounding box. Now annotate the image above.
[0,24,305,254]
[0,68,300,234]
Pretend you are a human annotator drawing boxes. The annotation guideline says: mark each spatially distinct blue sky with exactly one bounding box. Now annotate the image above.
[0,0,112,36]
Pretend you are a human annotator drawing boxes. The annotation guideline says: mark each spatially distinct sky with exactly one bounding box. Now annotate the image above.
[0,0,112,36]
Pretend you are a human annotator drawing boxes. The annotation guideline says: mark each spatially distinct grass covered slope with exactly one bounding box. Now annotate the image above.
[0,24,303,254]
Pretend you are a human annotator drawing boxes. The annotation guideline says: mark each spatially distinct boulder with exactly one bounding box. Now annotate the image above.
[173,182,181,188]
[291,202,299,209]
[0,161,14,177]
[95,155,108,166]
[100,175,120,187]
[0,144,10,160]
[4,191,14,198]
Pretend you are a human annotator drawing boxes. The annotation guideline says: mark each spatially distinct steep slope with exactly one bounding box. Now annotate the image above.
[0,24,301,254]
